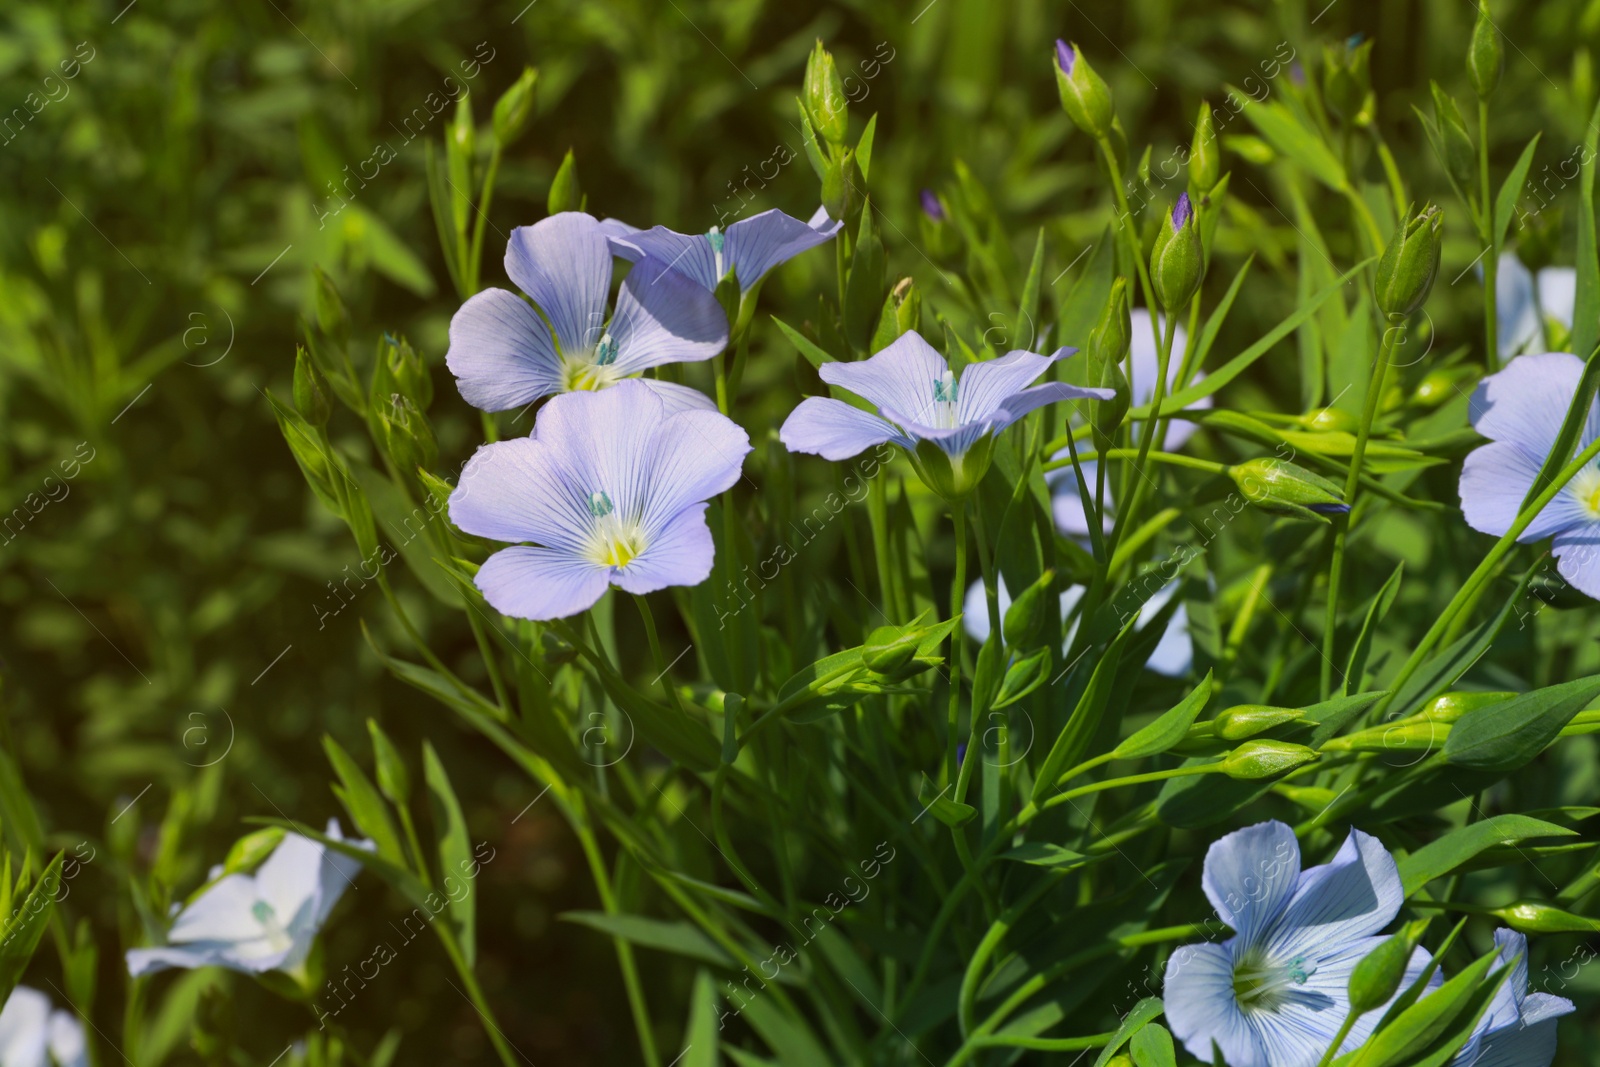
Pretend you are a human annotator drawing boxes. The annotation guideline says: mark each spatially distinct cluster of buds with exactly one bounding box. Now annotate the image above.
[800,40,862,222]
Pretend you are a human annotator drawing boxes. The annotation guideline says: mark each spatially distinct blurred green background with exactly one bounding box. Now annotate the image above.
[3,0,1598,1062]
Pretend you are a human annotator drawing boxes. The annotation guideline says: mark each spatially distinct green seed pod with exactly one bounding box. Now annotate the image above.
[1220,740,1318,779]
[1228,458,1349,523]
[1493,899,1600,934]
[1375,203,1444,319]
[1467,1,1504,100]
[1213,705,1304,741]
[293,345,332,428]
[803,40,849,147]
[1150,194,1204,311]
[1190,101,1221,194]
[1003,569,1057,649]
[822,149,860,225]
[492,67,538,147]
[1348,925,1424,1015]
[1054,40,1115,141]
[548,149,582,215]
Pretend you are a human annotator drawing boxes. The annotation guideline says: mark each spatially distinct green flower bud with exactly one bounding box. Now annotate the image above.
[804,40,849,147]
[313,266,349,345]
[918,190,960,260]
[380,395,438,475]
[1150,194,1204,311]
[1087,277,1134,447]
[417,467,456,518]
[1221,740,1318,779]
[822,148,860,225]
[1213,705,1304,741]
[863,626,921,674]
[1467,1,1504,100]
[910,434,994,502]
[1003,569,1056,649]
[492,67,538,147]
[1323,36,1374,125]
[1054,40,1115,141]
[1375,203,1444,318]
[1297,406,1359,433]
[1517,205,1561,272]
[221,827,287,876]
[1432,85,1478,196]
[1493,899,1600,934]
[1418,691,1515,723]
[1274,784,1341,812]
[1410,367,1479,410]
[1228,458,1349,523]
[548,148,582,215]
[1348,926,1425,1015]
[293,345,332,428]
[1190,101,1221,194]
[450,92,476,164]
[1320,720,1447,753]
[384,334,433,410]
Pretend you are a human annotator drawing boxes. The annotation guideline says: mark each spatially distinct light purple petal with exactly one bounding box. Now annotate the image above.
[606,227,717,290]
[723,207,841,291]
[450,437,593,553]
[1257,940,1435,1065]
[168,875,265,944]
[1267,828,1402,958]
[1165,942,1267,1067]
[0,987,52,1067]
[1469,353,1587,456]
[1459,441,1586,543]
[1553,522,1600,599]
[254,832,329,923]
[879,406,998,457]
[995,381,1114,427]
[445,288,564,411]
[781,396,913,460]
[954,349,1061,422]
[607,256,728,373]
[476,546,611,620]
[612,503,715,594]
[1496,253,1538,356]
[638,406,752,532]
[596,217,641,241]
[819,331,949,423]
[1202,820,1302,945]
[637,378,719,413]
[504,212,613,356]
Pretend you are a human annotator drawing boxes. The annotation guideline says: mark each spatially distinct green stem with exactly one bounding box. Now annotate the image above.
[1046,449,1225,475]
[575,818,662,1067]
[1322,323,1400,698]
[1314,1011,1361,1067]
[1107,306,1179,564]
[633,594,687,717]
[947,506,968,785]
[467,142,503,295]
[1479,98,1499,371]
[436,924,521,1067]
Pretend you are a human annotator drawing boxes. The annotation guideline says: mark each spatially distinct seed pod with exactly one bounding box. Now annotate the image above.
[1220,740,1318,779]
[1493,899,1600,934]
[1213,705,1303,741]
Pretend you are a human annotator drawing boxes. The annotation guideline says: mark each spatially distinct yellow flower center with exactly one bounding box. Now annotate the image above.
[583,491,646,569]
[1571,466,1600,520]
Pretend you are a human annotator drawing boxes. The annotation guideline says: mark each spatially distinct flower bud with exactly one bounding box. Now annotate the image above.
[293,345,332,428]
[1323,36,1374,124]
[1190,102,1221,194]
[313,266,349,345]
[1410,367,1480,410]
[1150,194,1204,311]
[380,394,438,475]
[1320,720,1446,753]
[492,67,538,147]
[822,149,860,225]
[1003,569,1056,649]
[1054,40,1115,141]
[548,148,582,215]
[1375,203,1443,318]
[384,334,433,410]
[1432,85,1478,196]
[804,40,849,147]
[1228,458,1349,523]
[1297,406,1359,433]
[1213,705,1304,741]
[863,626,920,674]
[1468,1,1504,100]
[1517,205,1562,272]
[920,188,945,221]
[1419,691,1515,724]
[918,190,960,259]
[1348,927,1423,1015]
[222,827,287,875]
[1493,899,1600,934]
[450,93,475,167]
[1221,740,1318,779]
[1087,279,1133,449]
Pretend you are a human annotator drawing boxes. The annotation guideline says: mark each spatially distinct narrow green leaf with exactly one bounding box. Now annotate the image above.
[1000,842,1088,869]
[682,970,722,1067]
[1387,564,1536,717]
[1344,563,1404,695]
[1232,93,1348,191]
[1090,997,1165,1067]
[323,736,407,866]
[0,854,63,1003]
[562,912,735,969]
[1305,691,1389,748]
[1115,672,1215,759]
[1444,675,1600,771]
[1493,135,1541,248]
[1398,815,1577,895]
[1034,620,1137,802]
[423,742,476,966]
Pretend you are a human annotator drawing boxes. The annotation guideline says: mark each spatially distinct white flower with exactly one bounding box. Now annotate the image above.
[126,819,371,979]
[0,986,86,1067]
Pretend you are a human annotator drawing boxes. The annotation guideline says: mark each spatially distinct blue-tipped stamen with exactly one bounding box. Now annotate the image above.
[589,491,615,518]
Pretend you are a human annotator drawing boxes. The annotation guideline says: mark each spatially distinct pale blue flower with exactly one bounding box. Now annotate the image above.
[0,987,86,1067]
[1164,820,1431,1067]
[1496,253,1575,357]
[779,330,1109,463]
[449,380,751,621]
[126,820,371,979]
[604,206,842,294]
[1453,929,1573,1067]
[962,576,1191,676]
[1458,352,1600,600]
[446,212,728,416]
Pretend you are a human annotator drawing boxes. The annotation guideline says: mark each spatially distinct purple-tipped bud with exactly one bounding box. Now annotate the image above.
[1055,39,1075,75]
[956,742,968,767]
[1307,503,1353,516]
[1290,61,1305,86]
[1172,192,1193,230]
[920,188,945,221]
